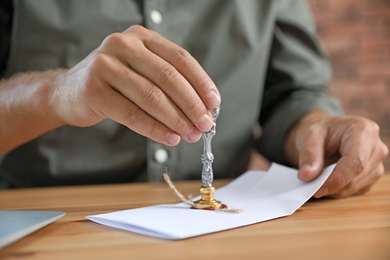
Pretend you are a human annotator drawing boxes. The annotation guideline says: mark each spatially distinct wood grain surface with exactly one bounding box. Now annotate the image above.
[1,176,389,260]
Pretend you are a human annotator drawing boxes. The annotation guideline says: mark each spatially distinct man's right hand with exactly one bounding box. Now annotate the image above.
[53,25,221,146]
[0,25,221,154]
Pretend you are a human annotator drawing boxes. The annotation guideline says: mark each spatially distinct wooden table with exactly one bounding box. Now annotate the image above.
[1,175,389,260]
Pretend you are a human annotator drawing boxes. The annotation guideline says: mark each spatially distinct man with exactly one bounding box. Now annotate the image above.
[0,0,387,198]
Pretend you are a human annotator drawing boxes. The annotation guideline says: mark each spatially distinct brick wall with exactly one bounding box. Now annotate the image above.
[308,0,390,171]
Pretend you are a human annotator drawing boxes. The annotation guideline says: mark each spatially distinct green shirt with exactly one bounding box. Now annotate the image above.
[0,0,342,187]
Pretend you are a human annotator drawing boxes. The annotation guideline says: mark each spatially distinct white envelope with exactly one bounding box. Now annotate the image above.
[87,163,334,240]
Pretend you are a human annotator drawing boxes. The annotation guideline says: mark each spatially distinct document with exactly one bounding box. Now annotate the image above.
[87,163,334,240]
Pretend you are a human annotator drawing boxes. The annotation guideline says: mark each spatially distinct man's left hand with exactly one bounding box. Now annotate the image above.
[285,111,389,198]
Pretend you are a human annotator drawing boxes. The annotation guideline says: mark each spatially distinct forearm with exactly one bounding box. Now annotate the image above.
[0,70,65,154]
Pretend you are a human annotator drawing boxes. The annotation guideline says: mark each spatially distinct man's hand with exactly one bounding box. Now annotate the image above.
[52,25,221,146]
[0,25,221,154]
[284,111,389,198]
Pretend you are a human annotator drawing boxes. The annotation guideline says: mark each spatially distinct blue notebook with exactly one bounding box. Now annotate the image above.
[0,210,65,249]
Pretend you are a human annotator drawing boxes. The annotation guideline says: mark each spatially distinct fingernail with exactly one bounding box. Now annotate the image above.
[187,127,201,142]
[198,114,213,132]
[165,132,180,146]
[206,91,221,108]
[301,163,312,172]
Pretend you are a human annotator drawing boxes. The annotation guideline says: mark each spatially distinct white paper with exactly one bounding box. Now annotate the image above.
[87,163,335,240]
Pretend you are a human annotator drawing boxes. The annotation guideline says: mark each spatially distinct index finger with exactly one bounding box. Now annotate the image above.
[142,30,221,109]
[314,155,364,198]
[315,122,375,197]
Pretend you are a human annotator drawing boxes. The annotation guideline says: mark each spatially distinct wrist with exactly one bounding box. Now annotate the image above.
[0,70,66,154]
[35,69,68,128]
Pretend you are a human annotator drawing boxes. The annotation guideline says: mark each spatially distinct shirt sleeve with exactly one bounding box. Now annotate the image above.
[256,0,343,165]
[0,0,13,78]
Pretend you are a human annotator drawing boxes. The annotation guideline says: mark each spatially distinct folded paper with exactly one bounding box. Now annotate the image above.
[87,163,335,240]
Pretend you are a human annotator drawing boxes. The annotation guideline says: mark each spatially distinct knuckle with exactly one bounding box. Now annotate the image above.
[128,25,149,37]
[332,178,349,195]
[159,66,179,86]
[196,74,214,90]
[82,54,112,95]
[101,32,128,49]
[125,108,142,126]
[186,98,203,114]
[375,164,385,179]
[172,116,187,132]
[346,117,378,135]
[363,118,381,137]
[90,52,111,70]
[351,156,365,174]
[101,31,142,55]
[147,119,160,137]
[370,121,380,134]
[145,88,164,106]
[171,48,192,67]
[382,143,389,158]
[304,123,320,136]
[296,124,320,148]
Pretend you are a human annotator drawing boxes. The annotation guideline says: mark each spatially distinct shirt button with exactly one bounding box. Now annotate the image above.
[154,148,169,164]
[150,10,163,25]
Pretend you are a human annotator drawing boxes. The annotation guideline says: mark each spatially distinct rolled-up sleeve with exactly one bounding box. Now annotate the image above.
[256,0,343,165]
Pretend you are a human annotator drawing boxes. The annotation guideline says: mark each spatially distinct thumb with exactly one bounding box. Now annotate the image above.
[296,130,326,182]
